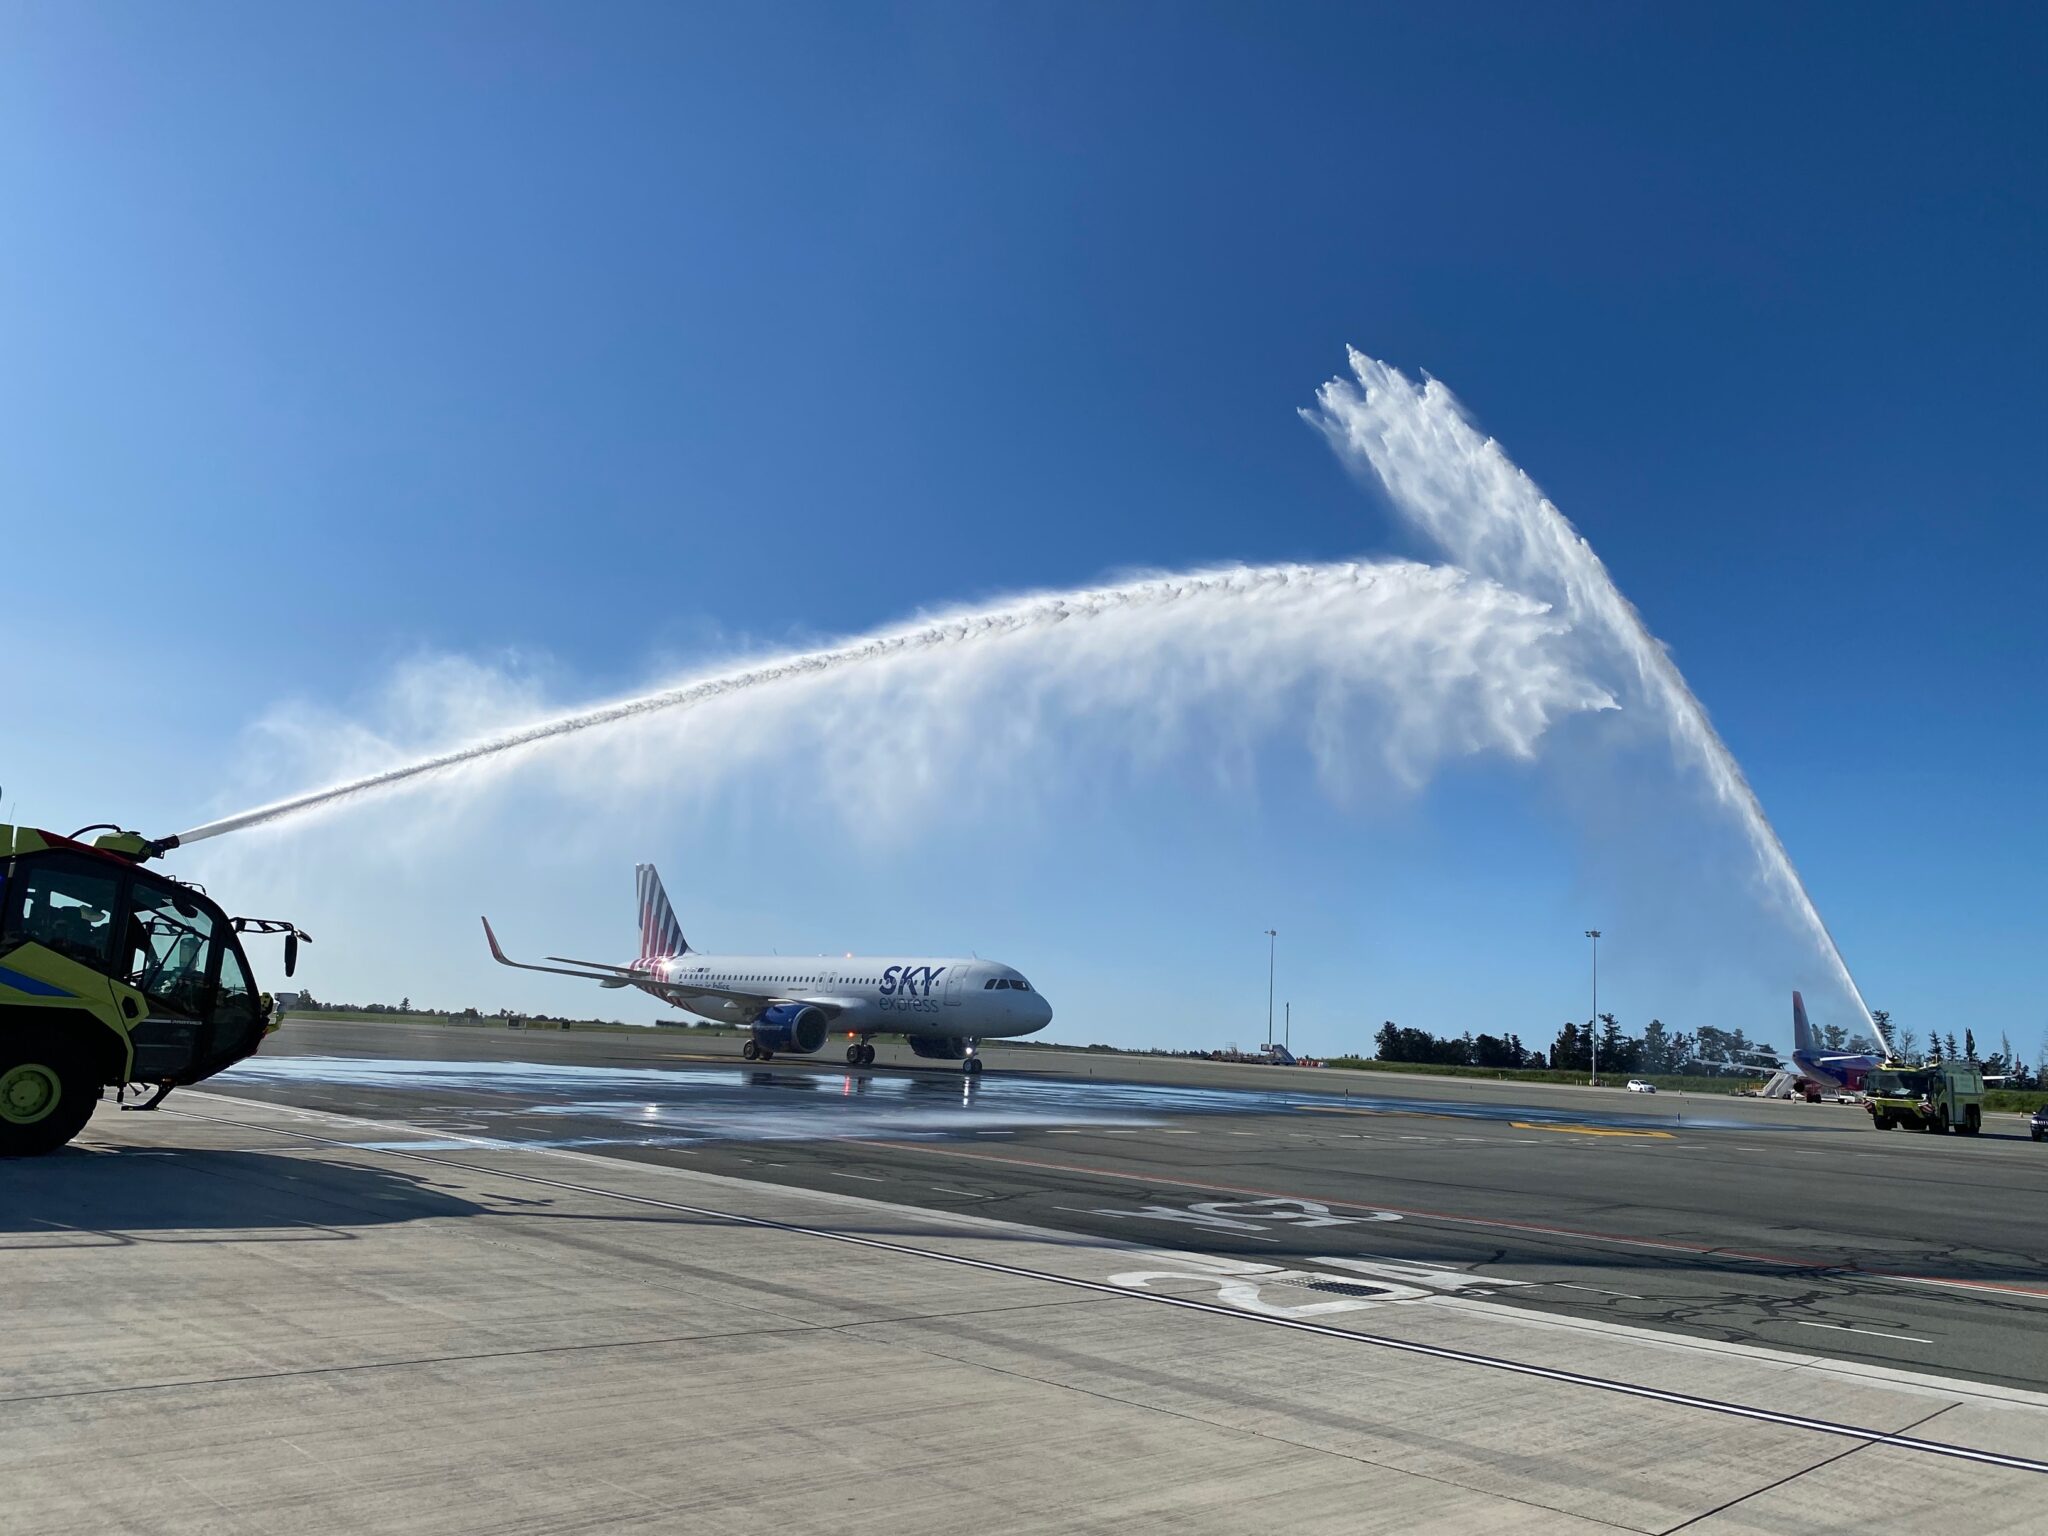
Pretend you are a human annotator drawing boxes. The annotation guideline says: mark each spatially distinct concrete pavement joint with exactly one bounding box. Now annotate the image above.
[159,1101,2048,1477]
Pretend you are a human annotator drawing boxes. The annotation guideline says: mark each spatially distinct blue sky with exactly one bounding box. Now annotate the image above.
[4,4,2043,1061]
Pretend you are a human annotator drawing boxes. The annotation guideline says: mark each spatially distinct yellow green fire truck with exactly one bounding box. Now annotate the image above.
[0,824,306,1155]
[1864,1059,1985,1135]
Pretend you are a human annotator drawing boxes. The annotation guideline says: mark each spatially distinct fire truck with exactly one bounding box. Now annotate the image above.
[0,824,305,1155]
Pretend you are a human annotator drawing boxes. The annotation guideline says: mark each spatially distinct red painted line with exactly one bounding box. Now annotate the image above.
[863,1139,2048,1298]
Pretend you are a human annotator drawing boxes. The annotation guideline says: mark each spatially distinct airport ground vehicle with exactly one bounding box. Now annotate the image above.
[0,824,306,1155]
[1864,1060,1985,1135]
[2030,1105,2048,1143]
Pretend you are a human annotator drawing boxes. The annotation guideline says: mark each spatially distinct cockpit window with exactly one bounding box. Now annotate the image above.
[1013,979,1030,991]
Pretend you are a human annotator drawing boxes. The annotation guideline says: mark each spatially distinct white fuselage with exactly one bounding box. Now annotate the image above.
[636,954,1052,1042]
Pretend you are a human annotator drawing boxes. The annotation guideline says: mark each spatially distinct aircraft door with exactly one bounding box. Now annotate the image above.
[943,966,964,1007]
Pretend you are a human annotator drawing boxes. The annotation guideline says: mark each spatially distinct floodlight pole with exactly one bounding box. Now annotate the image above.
[1585,929,1602,1086]
[1265,930,1277,1049]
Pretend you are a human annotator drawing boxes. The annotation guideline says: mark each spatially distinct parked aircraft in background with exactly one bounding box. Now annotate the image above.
[482,864,1051,1074]
[1787,991,1882,1095]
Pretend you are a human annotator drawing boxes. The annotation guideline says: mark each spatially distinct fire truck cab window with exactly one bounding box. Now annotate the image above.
[1,855,122,969]
[126,878,219,1019]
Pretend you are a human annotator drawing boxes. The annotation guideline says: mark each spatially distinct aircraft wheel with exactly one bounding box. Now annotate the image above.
[962,1056,983,1076]
[0,1031,99,1157]
[846,1044,863,1066]
[859,1044,875,1067]
[741,1039,760,1062]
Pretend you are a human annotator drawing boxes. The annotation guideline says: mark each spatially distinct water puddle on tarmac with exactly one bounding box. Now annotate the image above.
[216,1055,1795,1148]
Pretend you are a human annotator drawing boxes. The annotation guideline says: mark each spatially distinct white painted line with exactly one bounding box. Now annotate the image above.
[931,1187,986,1197]
[178,1093,2048,1416]
[164,1100,2048,1476]
[1796,1321,1934,1345]
[1550,1283,1645,1300]
[825,1171,885,1182]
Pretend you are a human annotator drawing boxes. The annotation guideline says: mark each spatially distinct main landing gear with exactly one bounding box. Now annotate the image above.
[845,1039,877,1068]
[741,1039,774,1062]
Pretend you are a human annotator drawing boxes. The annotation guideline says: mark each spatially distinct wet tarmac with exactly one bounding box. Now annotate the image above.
[222,1049,1805,1148]
[202,1019,2048,1393]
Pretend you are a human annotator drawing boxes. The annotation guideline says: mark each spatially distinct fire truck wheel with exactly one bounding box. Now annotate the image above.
[0,1031,100,1157]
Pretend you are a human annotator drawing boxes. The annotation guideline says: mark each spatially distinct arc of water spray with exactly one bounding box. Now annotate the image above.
[1306,351,1881,1050]
[177,559,1596,845]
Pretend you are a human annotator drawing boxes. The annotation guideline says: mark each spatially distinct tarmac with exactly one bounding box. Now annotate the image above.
[7,1018,2048,1534]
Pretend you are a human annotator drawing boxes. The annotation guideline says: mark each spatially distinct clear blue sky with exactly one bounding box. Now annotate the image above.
[4,4,2042,1060]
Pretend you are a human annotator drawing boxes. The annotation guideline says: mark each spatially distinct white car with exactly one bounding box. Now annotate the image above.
[1625,1079,1657,1093]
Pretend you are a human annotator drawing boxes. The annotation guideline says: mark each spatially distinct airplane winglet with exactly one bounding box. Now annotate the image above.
[481,916,623,981]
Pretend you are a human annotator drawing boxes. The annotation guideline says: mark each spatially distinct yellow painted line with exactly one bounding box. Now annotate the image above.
[1511,1122,1674,1139]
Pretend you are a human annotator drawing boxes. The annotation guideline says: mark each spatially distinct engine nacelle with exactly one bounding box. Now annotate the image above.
[906,1035,969,1061]
[751,1003,829,1056]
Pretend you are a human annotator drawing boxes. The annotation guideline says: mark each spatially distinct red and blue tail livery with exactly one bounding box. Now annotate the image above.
[635,863,688,967]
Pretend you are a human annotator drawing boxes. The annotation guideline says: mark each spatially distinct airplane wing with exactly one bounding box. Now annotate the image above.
[482,918,853,1016]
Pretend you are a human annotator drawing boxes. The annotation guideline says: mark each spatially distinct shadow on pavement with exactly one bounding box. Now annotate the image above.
[0,1141,486,1238]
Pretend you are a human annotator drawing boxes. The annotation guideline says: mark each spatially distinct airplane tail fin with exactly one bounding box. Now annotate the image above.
[635,863,689,964]
[1791,990,1815,1054]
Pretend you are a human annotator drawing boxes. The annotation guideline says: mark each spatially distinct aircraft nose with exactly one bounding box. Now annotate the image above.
[1028,993,1053,1028]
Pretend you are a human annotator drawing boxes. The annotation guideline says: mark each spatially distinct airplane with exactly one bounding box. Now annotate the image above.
[481,863,1053,1074]
[1786,990,1881,1096]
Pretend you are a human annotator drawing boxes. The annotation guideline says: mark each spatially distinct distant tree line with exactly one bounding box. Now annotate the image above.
[1377,1010,2040,1086]
[1373,1023,1540,1070]
[1378,1015,1798,1076]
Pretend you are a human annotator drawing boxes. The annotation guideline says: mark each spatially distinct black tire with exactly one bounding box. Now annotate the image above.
[2032,1128,2044,1143]
[1873,1114,1892,1130]
[846,1044,863,1066]
[741,1039,760,1062]
[0,1030,100,1157]
[1962,1107,1981,1137]
[1935,1107,1950,1136]
[859,1045,875,1067]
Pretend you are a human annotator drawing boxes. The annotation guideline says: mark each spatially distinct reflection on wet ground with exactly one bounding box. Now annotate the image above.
[218,1055,1803,1149]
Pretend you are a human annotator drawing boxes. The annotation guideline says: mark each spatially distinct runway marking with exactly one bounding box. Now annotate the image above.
[825,1171,885,1182]
[852,1141,1938,1278]
[1796,1322,1935,1345]
[1509,1123,1674,1139]
[931,1186,986,1198]
[165,1101,2048,1478]
[1547,1283,1645,1300]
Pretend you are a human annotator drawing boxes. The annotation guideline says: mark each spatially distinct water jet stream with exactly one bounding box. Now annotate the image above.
[1308,352,1878,1045]
[179,559,1605,844]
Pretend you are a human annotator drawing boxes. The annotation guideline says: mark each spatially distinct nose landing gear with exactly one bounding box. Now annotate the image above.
[962,1043,983,1076]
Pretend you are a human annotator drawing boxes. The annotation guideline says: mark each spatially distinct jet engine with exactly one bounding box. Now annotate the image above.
[751,1003,830,1056]
[906,1035,968,1061]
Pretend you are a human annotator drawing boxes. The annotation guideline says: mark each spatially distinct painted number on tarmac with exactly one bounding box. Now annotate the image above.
[1107,1254,1526,1319]
[1081,1197,1400,1233]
